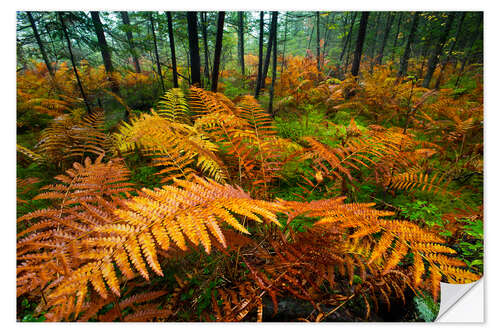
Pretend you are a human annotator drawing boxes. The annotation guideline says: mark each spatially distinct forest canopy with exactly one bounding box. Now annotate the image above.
[16,10,483,322]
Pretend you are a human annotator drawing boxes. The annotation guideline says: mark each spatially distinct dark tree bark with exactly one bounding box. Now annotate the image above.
[186,12,201,86]
[281,13,288,74]
[391,12,402,63]
[90,12,120,96]
[261,12,278,91]
[368,12,381,70]
[351,12,370,77]
[434,12,466,89]
[423,13,456,88]
[455,13,483,88]
[255,11,264,98]
[27,12,54,77]
[210,12,225,92]
[340,12,357,69]
[166,12,179,88]
[120,11,141,73]
[376,12,395,65]
[316,11,321,70]
[237,12,245,76]
[58,12,91,114]
[398,12,420,79]
[149,13,165,92]
[200,12,210,87]
[269,12,279,115]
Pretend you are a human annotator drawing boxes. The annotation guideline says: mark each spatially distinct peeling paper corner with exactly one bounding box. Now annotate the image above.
[435,278,484,322]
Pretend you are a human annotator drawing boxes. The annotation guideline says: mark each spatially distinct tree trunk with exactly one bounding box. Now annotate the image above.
[200,12,210,88]
[166,12,179,88]
[269,12,278,115]
[120,11,141,73]
[391,12,402,63]
[423,13,456,88]
[186,12,201,86]
[455,13,483,88]
[255,11,265,98]
[27,12,54,77]
[351,12,370,77]
[398,12,420,79]
[58,12,91,114]
[90,12,120,96]
[316,11,321,71]
[149,13,165,93]
[340,12,357,70]
[261,12,278,91]
[434,12,466,89]
[281,13,288,74]
[368,12,381,71]
[238,12,245,76]
[322,13,335,68]
[376,12,395,65]
[210,12,225,92]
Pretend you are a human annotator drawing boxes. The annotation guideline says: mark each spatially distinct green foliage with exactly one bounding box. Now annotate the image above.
[414,292,439,322]
[459,218,483,273]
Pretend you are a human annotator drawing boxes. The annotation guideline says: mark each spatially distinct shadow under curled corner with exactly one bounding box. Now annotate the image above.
[435,278,484,322]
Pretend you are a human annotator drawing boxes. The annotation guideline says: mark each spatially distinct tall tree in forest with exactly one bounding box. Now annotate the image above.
[187,12,201,86]
[166,12,179,88]
[398,12,420,79]
[200,12,210,87]
[322,13,335,68]
[368,12,381,71]
[149,13,165,92]
[455,13,483,88]
[351,12,369,77]
[237,12,245,76]
[90,11,120,96]
[340,12,357,72]
[281,12,288,74]
[120,11,141,73]
[434,12,466,89]
[58,12,91,114]
[255,11,264,98]
[210,12,225,92]
[391,12,403,63]
[316,11,321,70]
[261,12,278,91]
[269,12,278,115]
[423,13,456,88]
[26,12,54,77]
[376,12,395,65]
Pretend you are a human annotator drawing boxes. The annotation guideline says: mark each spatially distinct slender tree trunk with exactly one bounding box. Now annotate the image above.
[423,13,456,88]
[398,12,420,79]
[58,12,91,114]
[255,11,264,98]
[281,13,288,74]
[261,12,278,90]
[269,12,278,115]
[340,12,357,67]
[27,12,54,77]
[166,12,179,88]
[351,12,370,77]
[368,12,381,71]
[210,12,225,92]
[186,12,201,86]
[90,12,120,96]
[322,13,335,68]
[455,14,483,88]
[391,12,402,63]
[316,11,321,70]
[149,13,165,93]
[200,12,210,88]
[376,12,395,65]
[237,12,245,76]
[434,12,466,89]
[120,11,141,73]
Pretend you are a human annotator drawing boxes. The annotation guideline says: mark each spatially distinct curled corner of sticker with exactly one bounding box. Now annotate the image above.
[435,278,484,322]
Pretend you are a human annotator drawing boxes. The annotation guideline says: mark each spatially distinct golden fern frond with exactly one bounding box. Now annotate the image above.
[17,144,44,163]
[156,88,191,124]
[114,112,229,183]
[388,172,455,196]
